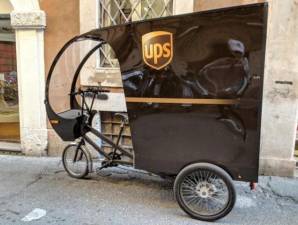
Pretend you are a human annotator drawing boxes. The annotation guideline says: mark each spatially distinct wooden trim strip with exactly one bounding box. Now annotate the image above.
[125,97,239,105]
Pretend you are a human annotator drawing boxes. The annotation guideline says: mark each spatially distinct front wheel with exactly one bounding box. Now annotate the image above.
[174,163,236,221]
[62,144,89,179]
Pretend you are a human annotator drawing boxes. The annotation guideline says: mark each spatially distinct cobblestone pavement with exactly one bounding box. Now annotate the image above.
[0,155,297,225]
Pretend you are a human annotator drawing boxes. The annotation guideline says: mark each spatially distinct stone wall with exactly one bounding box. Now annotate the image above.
[194,0,266,11]
[259,0,298,176]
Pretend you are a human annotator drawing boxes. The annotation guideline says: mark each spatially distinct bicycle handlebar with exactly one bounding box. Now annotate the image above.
[69,88,110,96]
[85,87,110,93]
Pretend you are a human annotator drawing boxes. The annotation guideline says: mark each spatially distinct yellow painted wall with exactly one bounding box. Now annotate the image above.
[0,0,13,14]
[194,0,266,11]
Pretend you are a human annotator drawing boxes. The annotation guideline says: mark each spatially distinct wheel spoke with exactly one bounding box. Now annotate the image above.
[180,169,230,217]
[184,177,197,187]
[208,196,226,205]
[64,145,88,177]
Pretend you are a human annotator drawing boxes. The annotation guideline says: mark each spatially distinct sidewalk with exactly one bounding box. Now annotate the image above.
[0,155,297,225]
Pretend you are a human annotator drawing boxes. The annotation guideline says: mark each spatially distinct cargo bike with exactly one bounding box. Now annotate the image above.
[45,3,268,221]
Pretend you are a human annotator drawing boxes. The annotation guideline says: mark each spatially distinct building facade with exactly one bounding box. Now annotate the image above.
[0,0,297,176]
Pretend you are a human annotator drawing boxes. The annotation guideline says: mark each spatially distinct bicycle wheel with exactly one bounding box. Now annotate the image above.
[62,144,89,179]
[174,163,236,221]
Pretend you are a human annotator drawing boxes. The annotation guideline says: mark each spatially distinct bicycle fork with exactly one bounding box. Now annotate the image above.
[73,139,84,162]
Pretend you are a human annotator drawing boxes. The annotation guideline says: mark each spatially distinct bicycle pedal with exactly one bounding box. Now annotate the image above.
[96,163,108,171]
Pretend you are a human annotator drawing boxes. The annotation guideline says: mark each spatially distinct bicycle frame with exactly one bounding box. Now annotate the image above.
[75,90,133,167]
[83,126,133,164]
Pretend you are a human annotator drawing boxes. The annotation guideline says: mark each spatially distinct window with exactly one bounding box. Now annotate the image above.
[97,0,173,69]
[0,14,19,141]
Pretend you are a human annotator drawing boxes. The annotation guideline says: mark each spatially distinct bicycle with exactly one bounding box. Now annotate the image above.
[62,87,133,178]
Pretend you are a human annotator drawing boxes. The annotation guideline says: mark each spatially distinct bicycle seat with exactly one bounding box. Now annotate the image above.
[115,113,129,123]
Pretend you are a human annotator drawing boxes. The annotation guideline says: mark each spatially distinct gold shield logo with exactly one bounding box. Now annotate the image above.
[142,31,173,70]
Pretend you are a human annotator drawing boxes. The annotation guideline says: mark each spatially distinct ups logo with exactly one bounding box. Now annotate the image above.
[142,31,173,70]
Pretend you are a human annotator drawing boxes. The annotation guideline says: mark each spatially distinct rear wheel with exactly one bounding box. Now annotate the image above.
[62,144,89,179]
[174,163,236,221]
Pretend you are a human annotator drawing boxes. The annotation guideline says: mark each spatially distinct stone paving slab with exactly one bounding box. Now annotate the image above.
[0,155,297,225]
